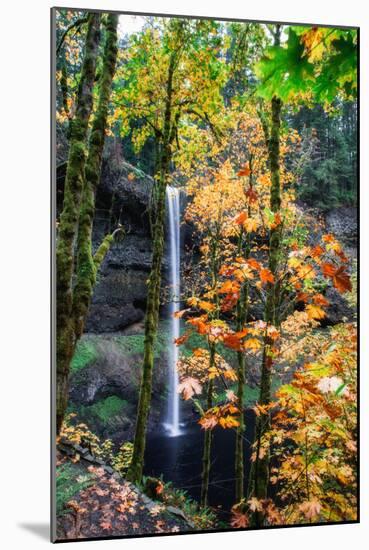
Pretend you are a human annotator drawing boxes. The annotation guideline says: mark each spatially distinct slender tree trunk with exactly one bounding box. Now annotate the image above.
[73,13,119,340]
[127,55,176,484]
[235,279,250,502]
[201,361,214,507]
[235,171,253,502]
[56,13,101,434]
[249,27,282,516]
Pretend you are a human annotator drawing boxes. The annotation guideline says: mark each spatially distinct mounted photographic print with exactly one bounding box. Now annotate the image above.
[51,7,359,542]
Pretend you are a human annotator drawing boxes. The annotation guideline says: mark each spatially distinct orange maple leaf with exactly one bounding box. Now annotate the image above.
[237,165,251,177]
[333,266,352,293]
[260,268,275,284]
[234,211,247,225]
[230,511,249,528]
[174,333,189,345]
[246,258,261,271]
[321,262,336,277]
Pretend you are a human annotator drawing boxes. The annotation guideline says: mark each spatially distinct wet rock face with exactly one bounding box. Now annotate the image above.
[86,160,154,332]
[86,234,152,332]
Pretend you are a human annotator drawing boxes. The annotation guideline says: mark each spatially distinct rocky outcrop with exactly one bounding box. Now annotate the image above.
[57,156,158,333]
[68,332,169,442]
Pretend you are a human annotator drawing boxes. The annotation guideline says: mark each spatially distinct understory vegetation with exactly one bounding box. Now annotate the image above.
[54,9,357,539]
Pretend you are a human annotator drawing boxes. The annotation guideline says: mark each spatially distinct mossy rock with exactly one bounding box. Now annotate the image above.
[80,396,129,427]
[71,339,99,373]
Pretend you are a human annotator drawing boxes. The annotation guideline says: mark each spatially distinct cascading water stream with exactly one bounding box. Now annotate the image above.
[165,186,181,437]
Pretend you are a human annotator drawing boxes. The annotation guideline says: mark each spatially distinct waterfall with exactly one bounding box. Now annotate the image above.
[165,186,181,437]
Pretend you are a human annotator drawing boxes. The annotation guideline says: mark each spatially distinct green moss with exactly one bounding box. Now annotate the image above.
[83,396,128,424]
[115,324,170,358]
[70,340,98,373]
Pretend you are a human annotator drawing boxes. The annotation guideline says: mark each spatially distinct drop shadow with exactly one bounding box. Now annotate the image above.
[18,523,49,541]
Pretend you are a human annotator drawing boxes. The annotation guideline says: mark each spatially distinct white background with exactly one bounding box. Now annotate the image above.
[0,0,367,548]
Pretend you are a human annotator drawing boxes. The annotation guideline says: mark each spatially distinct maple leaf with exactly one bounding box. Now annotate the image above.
[313,293,329,306]
[332,266,352,293]
[321,262,337,277]
[248,497,263,512]
[223,368,238,381]
[199,415,218,430]
[174,333,189,345]
[299,498,321,520]
[226,389,238,402]
[150,504,164,517]
[311,244,325,258]
[322,233,335,243]
[198,300,215,312]
[260,268,275,284]
[306,304,326,320]
[301,27,325,62]
[246,258,261,270]
[271,212,282,229]
[174,308,190,318]
[218,280,240,294]
[234,211,247,225]
[178,377,202,400]
[246,187,258,203]
[218,415,240,429]
[244,337,262,351]
[253,403,270,417]
[243,217,259,233]
[223,333,243,351]
[237,165,251,177]
[231,511,249,528]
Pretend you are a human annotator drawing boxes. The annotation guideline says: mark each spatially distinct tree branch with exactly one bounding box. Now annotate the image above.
[56,16,89,56]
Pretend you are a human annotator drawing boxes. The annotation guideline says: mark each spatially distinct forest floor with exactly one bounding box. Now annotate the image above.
[56,449,197,541]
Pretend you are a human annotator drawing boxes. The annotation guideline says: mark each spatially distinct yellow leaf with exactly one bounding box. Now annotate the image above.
[306,304,326,320]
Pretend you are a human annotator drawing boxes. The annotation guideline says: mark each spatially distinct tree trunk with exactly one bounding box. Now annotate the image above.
[73,13,119,340]
[248,26,282,517]
[249,93,282,517]
[127,54,176,484]
[235,171,252,503]
[235,280,250,502]
[56,13,101,434]
[201,371,214,507]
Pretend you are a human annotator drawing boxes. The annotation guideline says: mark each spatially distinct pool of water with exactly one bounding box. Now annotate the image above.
[144,411,255,513]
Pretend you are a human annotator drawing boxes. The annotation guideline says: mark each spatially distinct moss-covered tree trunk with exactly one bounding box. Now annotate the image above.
[235,170,253,503]
[56,13,101,434]
[127,54,176,484]
[249,27,282,518]
[201,372,214,508]
[235,266,250,502]
[73,13,119,340]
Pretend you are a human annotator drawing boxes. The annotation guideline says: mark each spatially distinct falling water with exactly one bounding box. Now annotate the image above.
[165,186,181,437]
